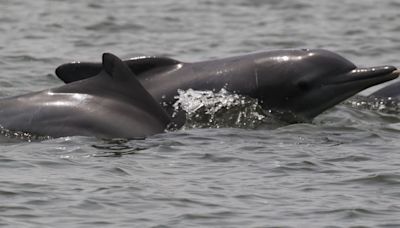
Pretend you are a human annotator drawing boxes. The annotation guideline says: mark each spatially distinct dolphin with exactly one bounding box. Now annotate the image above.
[0,53,170,138]
[369,77,400,99]
[55,49,399,122]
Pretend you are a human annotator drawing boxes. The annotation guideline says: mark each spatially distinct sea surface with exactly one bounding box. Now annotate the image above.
[1,0,400,227]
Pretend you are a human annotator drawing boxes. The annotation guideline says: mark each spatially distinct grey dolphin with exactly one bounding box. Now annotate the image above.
[0,53,170,138]
[55,49,399,122]
[369,76,400,99]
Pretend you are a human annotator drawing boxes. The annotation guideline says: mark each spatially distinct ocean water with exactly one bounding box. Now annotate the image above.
[1,0,400,227]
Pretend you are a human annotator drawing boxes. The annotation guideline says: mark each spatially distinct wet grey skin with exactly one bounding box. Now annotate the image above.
[369,75,400,99]
[56,49,399,123]
[0,53,170,138]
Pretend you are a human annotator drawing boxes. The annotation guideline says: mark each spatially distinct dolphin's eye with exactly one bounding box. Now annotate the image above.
[297,81,311,91]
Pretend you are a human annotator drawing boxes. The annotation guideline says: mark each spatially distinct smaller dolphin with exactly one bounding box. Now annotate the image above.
[369,75,400,99]
[0,53,170,138]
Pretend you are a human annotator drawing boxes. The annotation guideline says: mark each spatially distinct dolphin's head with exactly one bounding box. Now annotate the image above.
[254,49,399,122]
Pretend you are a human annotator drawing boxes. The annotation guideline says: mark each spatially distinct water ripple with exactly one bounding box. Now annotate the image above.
[1,0,400,227]
[343,173,400,186]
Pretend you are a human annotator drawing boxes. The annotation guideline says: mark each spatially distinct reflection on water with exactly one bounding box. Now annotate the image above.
[91,138,147,157]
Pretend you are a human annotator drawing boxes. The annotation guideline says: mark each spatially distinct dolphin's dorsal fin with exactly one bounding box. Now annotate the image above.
[100,53,171,125]
[55,56,181,83]
[55,62,101,83]
[102,53,133,81]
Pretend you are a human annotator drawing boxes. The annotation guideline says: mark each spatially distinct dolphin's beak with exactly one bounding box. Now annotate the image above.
[294,66,399,122]
[331,66,399,86]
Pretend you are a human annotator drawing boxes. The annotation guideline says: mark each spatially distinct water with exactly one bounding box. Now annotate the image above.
[1,0,400,227]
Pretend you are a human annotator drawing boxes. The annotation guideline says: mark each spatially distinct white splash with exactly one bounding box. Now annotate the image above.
[173,89,267,129]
